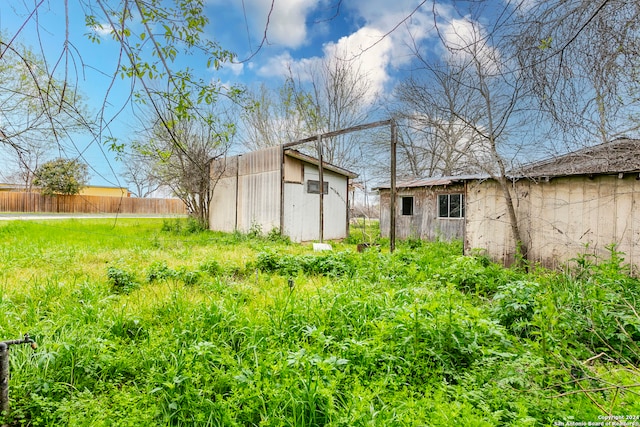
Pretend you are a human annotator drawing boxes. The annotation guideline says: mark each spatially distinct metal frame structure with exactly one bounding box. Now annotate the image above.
[281,119,399,251]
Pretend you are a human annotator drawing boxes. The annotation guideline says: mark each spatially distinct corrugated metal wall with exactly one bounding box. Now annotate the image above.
[209,147,282,234]
[283,165,349,242]
[210,147,352,241]
[209,156,239,232]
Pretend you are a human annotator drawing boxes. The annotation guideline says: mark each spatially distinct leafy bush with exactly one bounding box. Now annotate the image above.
[161,217,206,234]
[255,251,356,277]
[439,255,508,296]
[199,259,222,276]
[147,261,176,282]
[491,280,540,336]
[176,266,202,286]
[106,267,138,294]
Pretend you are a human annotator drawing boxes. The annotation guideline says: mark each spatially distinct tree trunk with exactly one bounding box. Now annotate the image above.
[496,175,528,264]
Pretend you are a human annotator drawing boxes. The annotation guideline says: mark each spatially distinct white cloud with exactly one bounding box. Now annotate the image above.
[256,26,393,102]
[243,0,318,49]
[224,61,245,76]
[92,23,113,37]
[322,26,393,98]
[257,51,318,79]
[438,17,502,74]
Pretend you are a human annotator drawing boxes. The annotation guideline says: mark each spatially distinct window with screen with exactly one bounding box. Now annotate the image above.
[401,196,414,216]
[438,194,464,218]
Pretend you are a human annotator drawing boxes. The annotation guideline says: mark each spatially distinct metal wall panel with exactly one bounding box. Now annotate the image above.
[283,165,350,242]
[210,146,352,242]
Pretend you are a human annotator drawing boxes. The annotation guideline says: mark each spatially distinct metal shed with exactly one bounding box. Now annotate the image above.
[209,146,357,242]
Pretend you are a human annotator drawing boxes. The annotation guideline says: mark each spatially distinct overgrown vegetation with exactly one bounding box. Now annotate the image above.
[0,218,638,426]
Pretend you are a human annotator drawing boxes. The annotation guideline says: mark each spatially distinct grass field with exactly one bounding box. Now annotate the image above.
[0,218,639,426]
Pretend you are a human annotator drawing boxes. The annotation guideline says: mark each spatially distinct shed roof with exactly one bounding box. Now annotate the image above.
[517,138,640,177]
[374,174,487,190]
[284,149,358,178]
[376,138,640,190]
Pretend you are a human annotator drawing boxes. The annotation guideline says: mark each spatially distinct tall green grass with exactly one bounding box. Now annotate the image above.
[0,219,638,426]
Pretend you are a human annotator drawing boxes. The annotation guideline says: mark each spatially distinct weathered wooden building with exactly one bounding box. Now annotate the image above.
[209,146,357,242]
[377,175,482,242]
[378,138,640,271]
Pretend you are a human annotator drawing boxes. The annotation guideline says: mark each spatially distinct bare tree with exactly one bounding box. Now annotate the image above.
[393,70,490,178]
[514,0,640,144]
[241,54,375,170]
[0,38,88,189]
[119,150,163,198]
[401,12,534,261]
[294,56,375,170]
[131,96,236,227]
[240,83,309,151]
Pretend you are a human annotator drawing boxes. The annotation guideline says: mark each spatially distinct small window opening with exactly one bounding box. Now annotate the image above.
[401,196,414,216]
[307,180,328,194]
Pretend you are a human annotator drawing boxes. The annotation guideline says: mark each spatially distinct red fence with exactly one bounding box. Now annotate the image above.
[0,192,187,215]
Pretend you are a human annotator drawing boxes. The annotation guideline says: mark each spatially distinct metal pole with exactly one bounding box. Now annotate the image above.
[390,120,397,253]
[317,134,324,243]
[280,146,285,235]
[0,343,8,418]
[235,156,240,232]
[0,334,36,424]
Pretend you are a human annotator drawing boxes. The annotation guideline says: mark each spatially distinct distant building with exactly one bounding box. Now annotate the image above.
[0,183,130,197]
[209,146,358,242]
[377,138,640,272]
[79,185,131,197]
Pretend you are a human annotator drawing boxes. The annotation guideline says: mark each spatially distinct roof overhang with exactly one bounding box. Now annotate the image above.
[374,174,488,190]
[284,149,358,179]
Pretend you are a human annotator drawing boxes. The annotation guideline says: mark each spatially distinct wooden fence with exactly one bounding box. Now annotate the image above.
[0,192,187,215]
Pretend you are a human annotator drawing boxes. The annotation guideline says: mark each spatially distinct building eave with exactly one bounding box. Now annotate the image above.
[284,149,359,179]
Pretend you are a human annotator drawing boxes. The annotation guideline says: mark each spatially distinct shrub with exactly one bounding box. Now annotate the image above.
[199,259,222,276]
[106,267,138,294]
[491,280,540,336]
[147,261,176,282]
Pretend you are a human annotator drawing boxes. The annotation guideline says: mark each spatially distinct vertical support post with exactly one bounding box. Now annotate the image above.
[345,178,350,240]
[234,156,240,232]
[280,145,285,236]
[390,119,397,253]
[0,343,9,420]
[317,134,324,243]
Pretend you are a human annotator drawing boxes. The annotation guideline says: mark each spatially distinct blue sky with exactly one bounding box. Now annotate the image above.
[0,0,491,187]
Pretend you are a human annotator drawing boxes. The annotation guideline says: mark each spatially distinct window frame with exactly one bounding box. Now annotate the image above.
[438,193,464,218]
[401,196,414,216]
[307,180,329,194]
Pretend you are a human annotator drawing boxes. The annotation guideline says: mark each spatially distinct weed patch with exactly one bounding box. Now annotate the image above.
[1,219,638,426]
